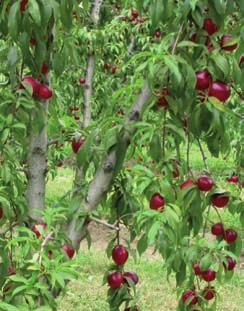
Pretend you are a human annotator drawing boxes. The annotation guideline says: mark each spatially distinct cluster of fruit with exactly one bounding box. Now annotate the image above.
[107,245,139,311]
[20,76,53,100]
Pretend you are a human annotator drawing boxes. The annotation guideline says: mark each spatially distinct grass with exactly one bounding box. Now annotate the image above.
[46,145,243,311]
[56,250,244,311]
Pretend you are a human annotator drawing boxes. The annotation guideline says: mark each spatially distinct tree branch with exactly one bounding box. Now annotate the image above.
[89,216,119,231]
[68,81,151,247]
[196,138,209,172]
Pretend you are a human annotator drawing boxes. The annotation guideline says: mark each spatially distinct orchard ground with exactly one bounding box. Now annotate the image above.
[47,145,244,311]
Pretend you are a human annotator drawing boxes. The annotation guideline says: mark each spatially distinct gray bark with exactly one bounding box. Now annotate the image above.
[26,103,48,220]
[68,82,151,247]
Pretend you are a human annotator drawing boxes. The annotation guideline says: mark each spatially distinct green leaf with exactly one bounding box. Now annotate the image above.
[8,2,20,40]
[29,0,41,26]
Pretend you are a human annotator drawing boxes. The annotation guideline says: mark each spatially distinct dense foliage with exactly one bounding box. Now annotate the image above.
[0,0,243,310]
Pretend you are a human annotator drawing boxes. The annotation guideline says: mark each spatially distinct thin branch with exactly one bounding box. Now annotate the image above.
[162,109,167,158]
[186,130,193,177]
[38,231,54,265]
[196,138,209,172]
[89,216,119,231]
[172,23,184,55]
[202,205,211,238]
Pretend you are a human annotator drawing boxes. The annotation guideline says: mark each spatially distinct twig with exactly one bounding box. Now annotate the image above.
[213,207,223,224]
[186,130,193,177]
[162,109,167,158]
[38,231,54,265]
[172,23,184,55]
[89,216,119,231]
[202,205,211,238]
[196,138,209,172]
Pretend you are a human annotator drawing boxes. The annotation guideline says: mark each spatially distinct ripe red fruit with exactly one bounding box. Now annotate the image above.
[123,271,139,285]
[74,115,80,121]
[224,229,237,243]
[208,81,231,102]
[30,38,37,46]
[240,55,244,64]
[192,263,202,276]
[203,18,218,36]
[197,176,213,192]
[63,244,75,258]
[131,9,139,20]
[190,33,197,42]
[180,179,194,189]
[211,223,224,236]
[150,193,165,211]
[31,222,47,238]
[20,0,28,12]
[195,70,212,90]
[79,77,86,84]
[21,76,40,97]
[203,286,215,300]
[223,256,236,271]
[0,206,3,219]
[154,29,161,38]
[220,34,238,51]
[71,139,84,153]
[38,84,53,100]
[41,63,48,75]
[172,168,180,178]
[156,96,168,108]
[226,175,238,183]
[201,269,216,282]
[103,63,110,70]
[181,290,198,305]
[107,271,123,289]
[112,245,129,265]
[111,65,117,74]
[211,194,229,208]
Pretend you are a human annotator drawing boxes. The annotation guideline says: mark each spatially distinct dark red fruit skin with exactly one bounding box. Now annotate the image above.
[192,263,202,276]
[211,223,224,236]
[41,63,48,75]
[226,175,238,183]
[107,271,123,289]
[203,18,218,36]
[201,269,216,282]
[154,29,161,38]
[79,77,86,84]
[71,139,84,153]
[181,290,198,305]
[150,193,165,210]
[223,256,236,271]
[156,96,168,108]
[63,244,75,258]
[131,9,139,20]
[74,115,80,121]
[224,229,237,243]
[112,245,129,265]
[20,0,28,11]
[180,179,194,189]
[197,176,213,192]
[195,70,212,90]
[104,63,110,70]
[208,81,231,102]
[123,271,139,285]
[190,33,197,42]
[38,84,53,100]
[0,206,3,219]
[31,222,47,238]
[211,194,229,208]
[111,65,117,74]
[21,76,40,97]
[240,55,244,64]
[172,168,180,178]
[56,160,64,167]
[30,38,37,45]
[220,34,238,51]
[203,286,215,300]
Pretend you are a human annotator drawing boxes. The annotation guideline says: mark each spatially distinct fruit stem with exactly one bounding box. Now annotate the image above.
[213,207,223,224]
